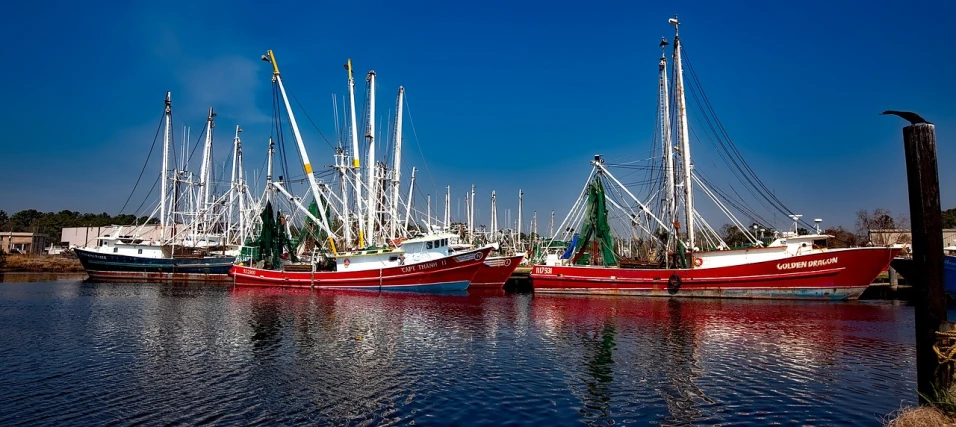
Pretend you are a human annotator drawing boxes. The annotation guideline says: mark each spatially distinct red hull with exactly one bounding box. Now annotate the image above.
[531,247,899,300]
[469,255,525,289]
[230,247,492,291]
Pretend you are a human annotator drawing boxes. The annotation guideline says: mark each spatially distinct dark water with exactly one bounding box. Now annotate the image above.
[0,274,921,426]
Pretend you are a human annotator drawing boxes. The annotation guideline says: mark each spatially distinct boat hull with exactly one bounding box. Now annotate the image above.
[531,247,898,300]
[230,247,492,291]
[945,255,956,296]
[469,255,525,289]
[74,248,234,283]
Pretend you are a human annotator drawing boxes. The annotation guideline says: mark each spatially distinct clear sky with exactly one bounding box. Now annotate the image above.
[1,0,954,232]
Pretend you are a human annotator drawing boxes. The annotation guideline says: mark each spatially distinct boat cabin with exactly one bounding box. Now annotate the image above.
[333,233,457,272]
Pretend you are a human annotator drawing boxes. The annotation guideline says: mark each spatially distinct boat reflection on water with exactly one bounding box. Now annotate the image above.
[529,294,914,424]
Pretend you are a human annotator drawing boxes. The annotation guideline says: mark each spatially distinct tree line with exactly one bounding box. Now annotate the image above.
[0,209,158,243]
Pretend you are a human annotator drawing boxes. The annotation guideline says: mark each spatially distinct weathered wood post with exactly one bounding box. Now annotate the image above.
[890,111,952,403]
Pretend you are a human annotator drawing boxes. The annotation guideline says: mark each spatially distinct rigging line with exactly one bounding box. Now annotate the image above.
[402,94,440,198]
[290,91,335,150]
[683,49,798,220]
[133,174,162,218]
[119,112,165,214]
[684,75,782,222]
[689,122,778,222]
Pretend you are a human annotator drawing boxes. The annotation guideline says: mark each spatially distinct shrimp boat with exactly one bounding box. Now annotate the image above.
[74,93,238,282]
[448,241,525,289]
[229,51,489,290]
[531,17,898,300]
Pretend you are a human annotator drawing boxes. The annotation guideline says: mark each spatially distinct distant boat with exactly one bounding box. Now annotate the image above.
[74,236,233,282]
[74,92,236,282]
[530,17,899,300]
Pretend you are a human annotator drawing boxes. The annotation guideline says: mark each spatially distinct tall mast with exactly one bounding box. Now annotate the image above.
[262,50,334,238]
[236,133,246,244]
[426,194,431,232]
[365,71,377,246]
[390,86,405,240]
[550,210,555,237]
[490,191,498,242]
[227,125,241,244]
[336,148,351,247]
[469,185,476,242]
[517,189,523,250]
[659,38,676,231]
[160,92,171,241]
[444,186,450,232]
[346,59,364,247]
[198,107,216,236]
[403,167,416,230]
[265,137,274,204]
[659,37,677,265]
[671,16,695,259]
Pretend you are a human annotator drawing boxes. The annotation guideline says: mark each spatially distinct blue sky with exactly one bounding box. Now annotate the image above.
[1,0,954,232]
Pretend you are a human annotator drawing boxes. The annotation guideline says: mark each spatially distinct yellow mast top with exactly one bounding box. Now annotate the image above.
[263,50,280,75]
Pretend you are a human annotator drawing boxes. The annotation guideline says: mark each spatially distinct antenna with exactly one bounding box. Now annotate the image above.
[789,214,803,234]
[814,218,823,234]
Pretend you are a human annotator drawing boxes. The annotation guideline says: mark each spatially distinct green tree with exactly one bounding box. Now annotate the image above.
[942,207,956,229]
[824,226,860,248]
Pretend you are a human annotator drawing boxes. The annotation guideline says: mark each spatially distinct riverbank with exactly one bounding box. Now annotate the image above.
[0,254,84,273]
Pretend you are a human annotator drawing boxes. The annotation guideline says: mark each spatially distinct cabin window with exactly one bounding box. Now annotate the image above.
[440,239,446,247]
[813,239,827,248]
[138,249,143,254]
[389,256,399,262]
[113,248,118,253]
[426,241,433,249]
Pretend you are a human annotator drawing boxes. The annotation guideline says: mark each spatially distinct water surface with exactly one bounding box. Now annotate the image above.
[0,276,919,425]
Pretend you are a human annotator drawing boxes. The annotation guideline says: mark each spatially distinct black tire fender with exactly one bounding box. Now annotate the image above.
[668,274,681,294]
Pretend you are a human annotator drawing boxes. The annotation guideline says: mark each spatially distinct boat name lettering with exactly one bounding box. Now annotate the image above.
[401,261,438,273]
[776,257,838,270]
[536,267,553,275]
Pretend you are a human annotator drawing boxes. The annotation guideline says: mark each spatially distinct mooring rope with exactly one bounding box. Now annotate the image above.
[934,329,956,382]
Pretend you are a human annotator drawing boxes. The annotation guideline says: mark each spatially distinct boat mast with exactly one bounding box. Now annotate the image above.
[659,37,677,265]
[390,86,405,240]
[365,71,377,246]
[491,191,498,242]
[671,16,695,260]
[403,167,416,230]
[228,125,241,245]
[336,147,351,248]
[550,210,555,238]
[266,137,274,199]
[236,133,247,245]
[346,59,364,247]
[161,92,171,241]
[261,50,334,238]
[444,186,451,232]
[517,189,523,250]
[469,185,476,243]
[198,107,216,241]
[426,194,432,232]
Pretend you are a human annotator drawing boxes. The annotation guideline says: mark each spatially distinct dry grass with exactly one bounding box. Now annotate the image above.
[1,254,83,272]
[885,406,955,427]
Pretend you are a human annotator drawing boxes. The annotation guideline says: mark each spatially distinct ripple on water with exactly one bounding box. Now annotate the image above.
[0,281,920,426]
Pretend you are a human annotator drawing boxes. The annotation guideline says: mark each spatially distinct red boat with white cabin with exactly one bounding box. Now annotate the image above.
[530,17,898,300]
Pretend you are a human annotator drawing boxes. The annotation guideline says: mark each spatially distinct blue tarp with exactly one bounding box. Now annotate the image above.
[561,234,579,259]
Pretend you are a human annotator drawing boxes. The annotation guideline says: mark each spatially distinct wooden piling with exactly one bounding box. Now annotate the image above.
[900,121,951,402]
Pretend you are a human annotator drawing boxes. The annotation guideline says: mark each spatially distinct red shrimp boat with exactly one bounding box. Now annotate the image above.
[468,254,526,289]
[231,246,492,291]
